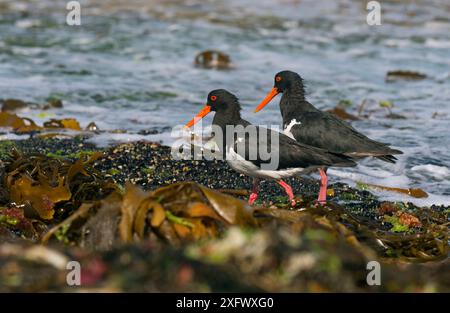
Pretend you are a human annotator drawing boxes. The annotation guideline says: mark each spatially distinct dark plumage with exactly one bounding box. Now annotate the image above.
[254,70,403,202]
[186,89,356,206]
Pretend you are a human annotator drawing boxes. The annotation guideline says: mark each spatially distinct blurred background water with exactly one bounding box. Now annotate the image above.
[0,0,449,204]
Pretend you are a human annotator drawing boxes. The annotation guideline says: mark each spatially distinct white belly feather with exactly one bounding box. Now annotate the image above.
[226,146,305,180]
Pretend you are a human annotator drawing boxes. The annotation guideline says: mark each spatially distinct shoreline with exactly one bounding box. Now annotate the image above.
[0,136,448,292]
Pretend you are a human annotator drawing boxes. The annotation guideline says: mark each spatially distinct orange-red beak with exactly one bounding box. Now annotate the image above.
[254,87,279,113]
[184,105,211,128]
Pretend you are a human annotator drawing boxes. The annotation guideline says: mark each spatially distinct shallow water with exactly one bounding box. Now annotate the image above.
[1,0,449,204]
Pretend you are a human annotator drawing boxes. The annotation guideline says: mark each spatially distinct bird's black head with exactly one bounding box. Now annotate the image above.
[254,70,305,113]
[206,89,240,112]
[273,70,304,93]
[185,89,241,128]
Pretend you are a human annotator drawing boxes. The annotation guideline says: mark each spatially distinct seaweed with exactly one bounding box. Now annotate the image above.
[43,181,256,248]
[0,144,448,292]
[1,149,117,221]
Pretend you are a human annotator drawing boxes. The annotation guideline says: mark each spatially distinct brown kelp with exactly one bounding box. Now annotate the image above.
[0,142,449,292]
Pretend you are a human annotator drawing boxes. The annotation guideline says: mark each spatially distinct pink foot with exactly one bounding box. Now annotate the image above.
[277,180,296,207]
[248,178,260,206]
[317,168,328,204]
[248,192,258,205]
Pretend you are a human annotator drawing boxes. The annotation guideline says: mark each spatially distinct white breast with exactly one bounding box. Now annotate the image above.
[283,119,301,140]
[226,146,306,181]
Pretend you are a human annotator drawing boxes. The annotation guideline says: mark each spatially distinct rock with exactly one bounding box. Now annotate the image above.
[195,50,233,69]
[1,99,29,112]
[42,99,63,110]
[386,71,427,83]
[86,122,100,131]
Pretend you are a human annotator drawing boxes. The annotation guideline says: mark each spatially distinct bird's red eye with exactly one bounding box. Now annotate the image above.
[276,76,282,82]
[210,95,217,101]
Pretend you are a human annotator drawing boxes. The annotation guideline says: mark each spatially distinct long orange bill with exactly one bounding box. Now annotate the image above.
[185,105,211,128]
[254,87,279,113]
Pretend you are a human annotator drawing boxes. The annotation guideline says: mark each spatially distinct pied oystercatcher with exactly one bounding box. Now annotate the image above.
[185,89,356,206]
[254,70,403,203]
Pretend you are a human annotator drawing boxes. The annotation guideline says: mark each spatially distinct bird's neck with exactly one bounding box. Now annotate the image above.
[281,84,316,120]
[287,80,306,100]
[212,109,248,157]
[212,108,243,130]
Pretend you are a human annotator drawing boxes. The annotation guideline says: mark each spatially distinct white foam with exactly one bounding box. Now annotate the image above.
[411,164,450,180]
[87,133,155,148]
[369,189,450,207]
[425,39,450,48]
[328,166,450,206]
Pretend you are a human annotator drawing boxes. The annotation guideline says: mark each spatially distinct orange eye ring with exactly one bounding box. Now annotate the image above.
[275,76,282,82]
[210,95,217,101]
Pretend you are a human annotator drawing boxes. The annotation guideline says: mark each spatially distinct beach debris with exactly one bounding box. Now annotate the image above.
[396,211,422,228]
[386,71,427,83]
[9,172,71,220]
[327,106,360,120]
[43,118,81,131]
[357,182,428,198]
[379,100,407,119]
[378,202,398,215]
[195,50,233,69]
[1,98,63,112]
[337,99,353,108]
[0,112,87,133]
[3,150,114,220]
[432,112,447,119]
[0,112,42,132]
[42,181,255,247]
[0,142,448,292]
[1,99,29,112]
[86,122,99,131]
[42,98,63,110]
[379,100,394,110]
[326,100,360,120]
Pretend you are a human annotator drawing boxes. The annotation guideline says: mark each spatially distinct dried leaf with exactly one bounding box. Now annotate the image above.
[9,175,71,220]
[133,200,166,238]
[199,185,254,225]
[43,118,81,130]
[150,202,166,227]
[41,203,94,244]
[119,182,148,242]
[187,202,222,220]
[173,223,192,238]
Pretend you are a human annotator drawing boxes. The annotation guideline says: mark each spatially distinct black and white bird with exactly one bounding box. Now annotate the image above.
[254,70,403,203]
[185,89,356,206]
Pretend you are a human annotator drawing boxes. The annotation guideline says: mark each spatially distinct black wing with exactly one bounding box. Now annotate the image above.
[228,121,356,171]
[290,110,403,160]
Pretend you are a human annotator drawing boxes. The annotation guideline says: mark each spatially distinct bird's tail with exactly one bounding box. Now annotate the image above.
[327,152,357,168]
[375,154,398,164]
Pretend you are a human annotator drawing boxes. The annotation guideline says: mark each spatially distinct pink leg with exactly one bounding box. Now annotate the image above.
[318,168,328,204]
[277,180,296,207]
[248,178,260,205]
